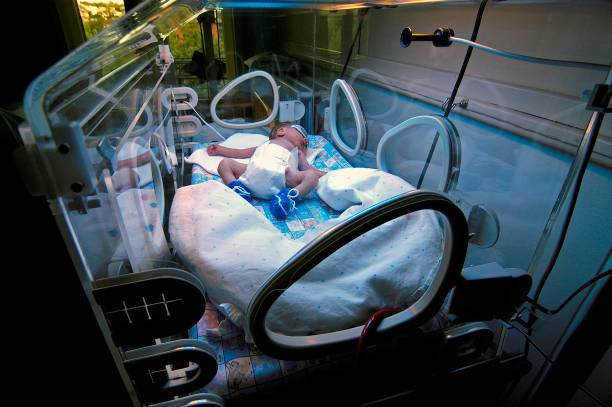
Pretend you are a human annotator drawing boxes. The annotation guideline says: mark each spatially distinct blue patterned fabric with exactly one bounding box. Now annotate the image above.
[189,135,351,239]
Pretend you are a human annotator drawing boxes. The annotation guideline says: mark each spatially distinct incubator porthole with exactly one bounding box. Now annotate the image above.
[210,70,280,130]
[329,78,367,157]
[377,115,461,192]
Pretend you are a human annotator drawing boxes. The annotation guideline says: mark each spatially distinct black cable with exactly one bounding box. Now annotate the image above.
[523,244,610,362]
[506,320,554,364]
[416,0,487,188]
[503,269,612,406]
[497,319,555,404]
[524,267,611,316]
[443,0,488,118]
[340,8,369,79]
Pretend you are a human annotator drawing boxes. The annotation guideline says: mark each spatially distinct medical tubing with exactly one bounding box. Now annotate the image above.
[449,37,610,71]
[354,308,399,369]
[151,108,172,141]
[417,0,487,188]
[185,100,225,140]
[247,191,469,360]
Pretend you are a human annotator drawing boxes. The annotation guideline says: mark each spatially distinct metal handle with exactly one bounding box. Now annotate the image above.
[124,339,218,403]
[400,27,455,48]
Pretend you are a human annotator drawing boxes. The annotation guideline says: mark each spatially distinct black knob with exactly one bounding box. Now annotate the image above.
[432,27,454,47]
[400,27,413,48]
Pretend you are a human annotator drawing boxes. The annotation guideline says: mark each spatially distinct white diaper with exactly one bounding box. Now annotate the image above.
[238,141,298,199]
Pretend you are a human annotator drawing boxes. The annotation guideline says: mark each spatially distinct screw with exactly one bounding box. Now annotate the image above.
[58,143,71,154]
[71,182,84,193]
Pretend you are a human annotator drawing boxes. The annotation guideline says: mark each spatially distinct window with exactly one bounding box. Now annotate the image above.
[77,0,126,39]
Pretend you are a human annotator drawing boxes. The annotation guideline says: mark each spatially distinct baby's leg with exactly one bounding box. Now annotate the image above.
[285,168,324,197]
[218,158,247,185]
[271,168,324,219]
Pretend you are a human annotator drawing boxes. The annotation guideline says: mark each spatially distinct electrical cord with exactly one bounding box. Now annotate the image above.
[501,319,609,407]
[443,0,488,118]
[340,8,370,79]
[523,267,611,316]
[505,319,554,364]
[523,248,611,358]
[417,0,487,188]
[502,265,610,406]
[529,173,589,313]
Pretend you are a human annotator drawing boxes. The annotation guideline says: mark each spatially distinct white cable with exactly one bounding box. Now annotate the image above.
[152,108,171,136]
[450,37,609,71]
[114,63,170,164]
[185,100,225,140]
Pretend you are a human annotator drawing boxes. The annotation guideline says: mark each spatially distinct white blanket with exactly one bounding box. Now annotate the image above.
[169,168,444,338]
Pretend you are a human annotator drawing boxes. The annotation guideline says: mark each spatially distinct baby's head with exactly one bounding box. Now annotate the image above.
[270,122,308,151]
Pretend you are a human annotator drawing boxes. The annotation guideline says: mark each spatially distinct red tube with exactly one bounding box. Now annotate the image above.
[354,308,400,370]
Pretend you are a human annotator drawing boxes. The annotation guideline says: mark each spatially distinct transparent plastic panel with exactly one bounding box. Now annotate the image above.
[334,89,357,146]
[262,208,450,337]
[25,0,206,136]
[379,123,448,189]
[23,1,209,281]
[212,73,277,126]
[307,6,611,399]
[60,70,175,279]
[308,1,612,272]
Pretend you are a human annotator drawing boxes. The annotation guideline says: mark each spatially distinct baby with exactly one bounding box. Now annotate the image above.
[206,122,327,219]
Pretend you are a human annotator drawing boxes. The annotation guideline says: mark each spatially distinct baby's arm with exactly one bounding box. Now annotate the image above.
[297,150,327,177]
[207,144,256,159]
[297,150,309,170]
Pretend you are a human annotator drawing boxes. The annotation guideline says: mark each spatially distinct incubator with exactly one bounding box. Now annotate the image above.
[16,0,611,405]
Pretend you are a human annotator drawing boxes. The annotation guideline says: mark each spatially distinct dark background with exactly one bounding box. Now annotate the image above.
[3,2,140,404]
[4,2,609,406]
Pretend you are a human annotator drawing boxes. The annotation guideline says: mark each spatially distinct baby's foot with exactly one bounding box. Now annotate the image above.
[270,188,299,219]
[227,180,253,203]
